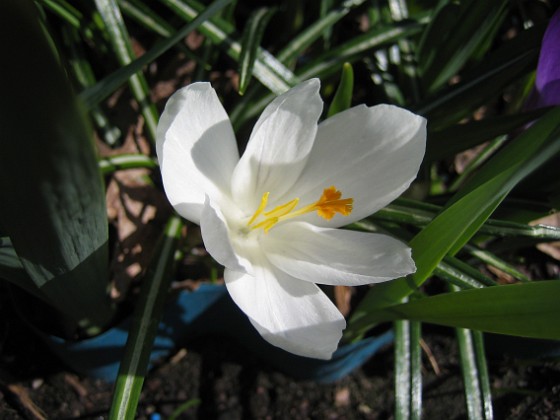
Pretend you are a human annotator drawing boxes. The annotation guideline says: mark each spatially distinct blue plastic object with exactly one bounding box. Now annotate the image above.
[44,284,393,383]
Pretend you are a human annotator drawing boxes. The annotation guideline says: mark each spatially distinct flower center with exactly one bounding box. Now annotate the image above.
[247,186,353,233]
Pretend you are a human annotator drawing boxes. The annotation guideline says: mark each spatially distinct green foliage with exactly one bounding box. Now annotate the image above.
[327,63,354,117]
[394,318,422,420]
[238,7,277,94]
[355,281,560,340]
[0,0,113,333]
[109,217,183,420]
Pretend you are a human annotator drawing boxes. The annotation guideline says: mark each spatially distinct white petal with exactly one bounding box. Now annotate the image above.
[231,79,323,214]
[224,263,345,360]
[200,197,250,273]
[264,222,415,286]
[156,82,239,224]
[287,104,426,227]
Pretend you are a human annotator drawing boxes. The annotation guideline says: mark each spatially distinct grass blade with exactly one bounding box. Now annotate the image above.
[327,62,354,117]
[456,327,486,418]
[426,108,548,161]
[418,0,508,93]
[98,154,158,175]
[238,7,277,95]
[452,285,494,419]
[473,331,493,419]
[276,0,368,64]
[394,318,422,420]
[94,0,159,142]
[109,216,183,420]
[370,201,560,240]
[160,0,296,94]
[297,21,423,81]
[80,0,232,109]
[62,25,122,145]
[353,281,560,339]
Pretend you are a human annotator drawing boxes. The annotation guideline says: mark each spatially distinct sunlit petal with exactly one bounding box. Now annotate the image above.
[231,79,323,213]
[265,222,415,285]
[157,82,239,224]
[200,197,251,273]
[224,265,346,359]
[285,104,426,227]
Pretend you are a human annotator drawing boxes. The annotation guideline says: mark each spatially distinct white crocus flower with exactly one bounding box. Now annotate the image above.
[156,79,426,360]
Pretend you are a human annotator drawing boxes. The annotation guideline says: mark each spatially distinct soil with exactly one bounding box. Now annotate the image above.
[1,290,560,420]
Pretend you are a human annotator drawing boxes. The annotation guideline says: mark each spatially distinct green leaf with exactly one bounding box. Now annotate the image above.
[416,22,544,130]
[94,0,159,142]
[81,0,232,109]
[327,63,354,117]
[418,0,509,93]
[394,318,422,420]
[297,20,423,81]
[426,108,548,162]
[235,20,423,127]
[109,216,183,420]
[456,326,493,419]
[0,238,49,303]
[276,0,368,64]
[118,0,175,37]
[362,281,560,340]
[238,7,277,95]
[372,199,560,241]
[98,154,158,175]
[449,284,494,419]
[62,25,122,145]
[37,0,89,33]
[159,0,296,94]
[0,0,113,330]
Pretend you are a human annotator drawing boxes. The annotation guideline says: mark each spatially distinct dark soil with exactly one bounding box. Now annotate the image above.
[1,292,560,420]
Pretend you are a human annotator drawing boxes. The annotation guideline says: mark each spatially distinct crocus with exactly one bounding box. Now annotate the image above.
[156,79,426,359]
[527,8,560,109]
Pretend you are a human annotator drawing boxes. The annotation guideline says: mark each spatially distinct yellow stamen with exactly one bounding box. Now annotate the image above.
[263,198,299,218]
[247,186,353,233]
[247,191,269,226]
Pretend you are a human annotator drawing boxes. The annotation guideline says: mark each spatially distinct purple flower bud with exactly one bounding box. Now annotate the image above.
[532,9,560,108]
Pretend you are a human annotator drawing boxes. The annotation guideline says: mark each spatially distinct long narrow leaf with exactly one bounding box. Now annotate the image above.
[297,21,423,81]
[276,0,368,64]
[418,0,509,93]
[238,7,276,95]
[327,63,354,117]
[372,201,560,240]
[394,318,422,420]
[237,20,423,126]
[354,281,560,339]
[452,285,494,419]
[417,23,545,129]
[456,327,486,419]
[109,216,183,420]
[95,0,159,141]
[473,331,493,418]
[160,0,296,93]
[426,108,548,161]
[80,0,232,109]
